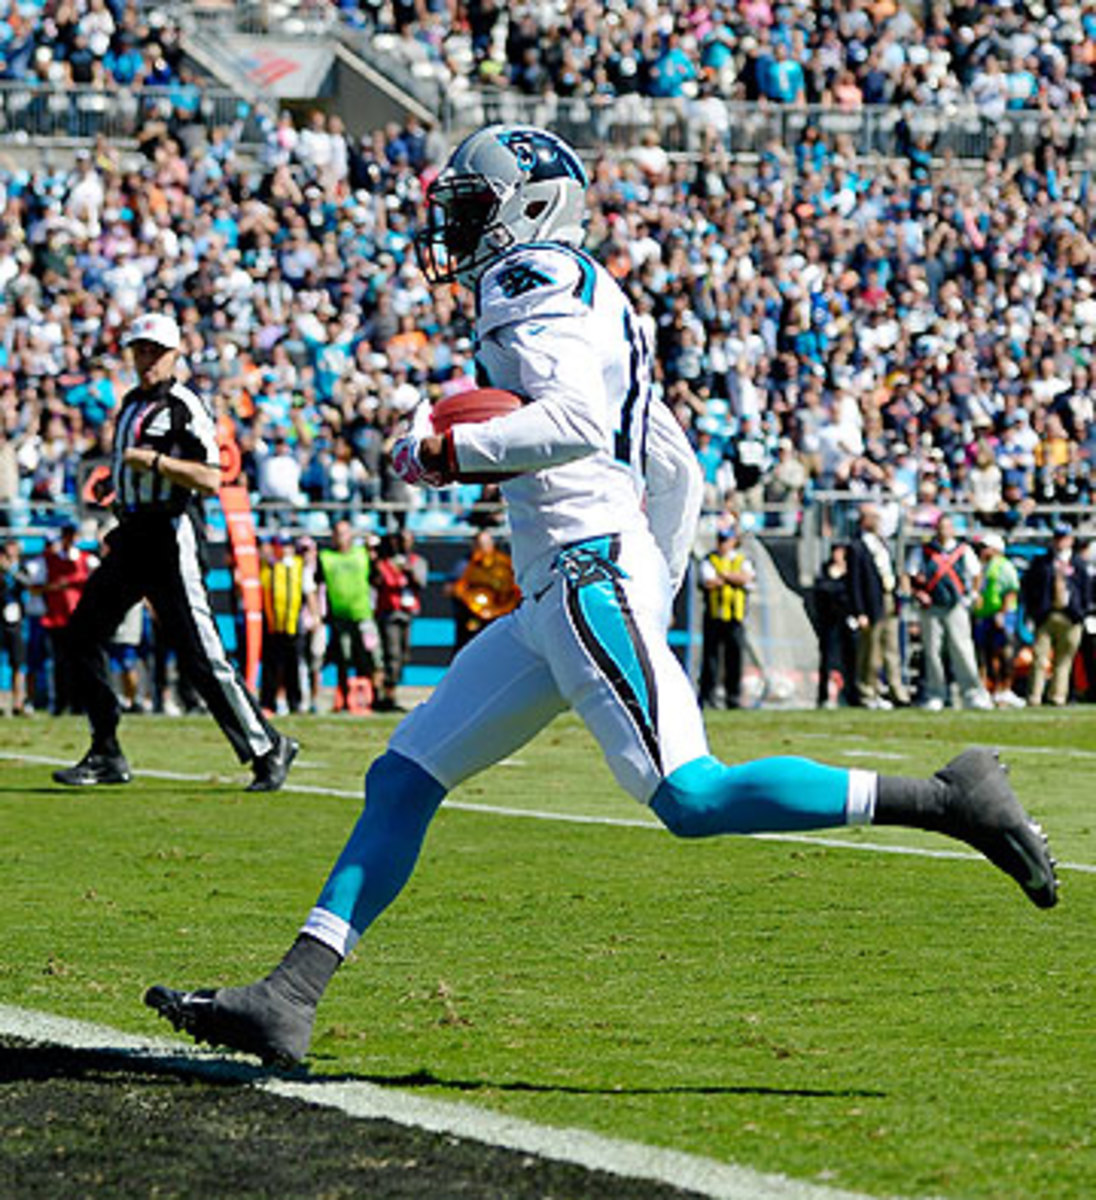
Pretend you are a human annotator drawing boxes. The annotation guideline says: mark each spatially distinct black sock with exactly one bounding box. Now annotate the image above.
[267,934,342,1008]
[874,774,948,831]
[92,736,122,758]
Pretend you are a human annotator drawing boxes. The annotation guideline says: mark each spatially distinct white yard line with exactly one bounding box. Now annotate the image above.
[2,751,1093,876]
[794,731,1096,761]
[0,1003,894,1200]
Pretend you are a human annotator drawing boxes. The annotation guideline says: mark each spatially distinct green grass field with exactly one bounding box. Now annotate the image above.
[1,709,1093,1199]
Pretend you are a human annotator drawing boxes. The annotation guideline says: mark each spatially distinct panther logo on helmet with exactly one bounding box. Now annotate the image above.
[414,124,588,290]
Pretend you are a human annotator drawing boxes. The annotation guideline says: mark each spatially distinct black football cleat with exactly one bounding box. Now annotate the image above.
[53,751,132,787]
[247,735,299,793]
[933,748,1059,909]
[144,980,314,1068]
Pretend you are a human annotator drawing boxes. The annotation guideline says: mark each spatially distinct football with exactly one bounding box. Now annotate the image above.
[430,387,524,433]
[431,388,525,484]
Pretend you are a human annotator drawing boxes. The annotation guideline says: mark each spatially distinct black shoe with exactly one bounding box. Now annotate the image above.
[934,748,1059,909]
[144,981,313,1068]
[53,751,132,787]
[247,734,299,792]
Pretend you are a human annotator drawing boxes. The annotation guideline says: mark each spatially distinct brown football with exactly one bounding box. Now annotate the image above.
[431,387,524,433]
[431,388,525,483]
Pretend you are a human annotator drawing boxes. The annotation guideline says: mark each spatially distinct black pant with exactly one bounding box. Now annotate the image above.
[699,615,745,709]
[260,631,303,714]
[378,612,411,692]
[48,626,77,714]
[817,620,858,706]
[152,622,200,713]
[325,615,375,698]
[65,510,278,763]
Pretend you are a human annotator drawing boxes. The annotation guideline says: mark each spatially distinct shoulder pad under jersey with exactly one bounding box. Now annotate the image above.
[477,243,600,334]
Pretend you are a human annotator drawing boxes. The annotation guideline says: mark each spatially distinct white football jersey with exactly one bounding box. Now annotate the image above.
[452,243,701,595]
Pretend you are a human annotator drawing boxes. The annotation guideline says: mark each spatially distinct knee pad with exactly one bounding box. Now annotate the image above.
[650,756,727,839]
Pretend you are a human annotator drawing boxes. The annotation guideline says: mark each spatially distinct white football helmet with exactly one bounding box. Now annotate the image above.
[415,124,588,289]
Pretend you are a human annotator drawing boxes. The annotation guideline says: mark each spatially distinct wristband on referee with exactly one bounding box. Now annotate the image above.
[152,452,162,475]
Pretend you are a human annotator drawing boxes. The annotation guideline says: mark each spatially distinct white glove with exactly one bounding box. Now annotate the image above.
[391,402,447,487]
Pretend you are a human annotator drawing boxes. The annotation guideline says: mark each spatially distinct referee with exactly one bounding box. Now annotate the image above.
[53,313,297,790]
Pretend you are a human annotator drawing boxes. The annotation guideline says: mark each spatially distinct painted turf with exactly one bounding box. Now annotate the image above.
[3,750,1094,877]
[0,1003,905,1200]
[3,745,1076,1197]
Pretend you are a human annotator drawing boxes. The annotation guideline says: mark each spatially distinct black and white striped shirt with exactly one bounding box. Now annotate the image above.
[112,380,219,516]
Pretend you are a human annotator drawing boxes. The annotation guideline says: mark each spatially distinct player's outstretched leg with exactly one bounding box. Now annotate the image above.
[146,751,447,1065]
[652,747,1057,908]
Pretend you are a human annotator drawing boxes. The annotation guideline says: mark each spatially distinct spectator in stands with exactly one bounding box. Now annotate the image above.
[909,515,993,712]
[260,531,308,716]
[698,521,755,710]
[0,537,28,715]
[256,432,304,519]
[40,524,93,715]
[812,541,857,709]
[1022,525,1093,708]
[318,519,380,713]
[759,41,806,106]
[847,505,908,710]
[448,530,519,656]
[371,529,427,713]
[293,535,324,713]
[971,533,1024,709]
[108,600,146,715]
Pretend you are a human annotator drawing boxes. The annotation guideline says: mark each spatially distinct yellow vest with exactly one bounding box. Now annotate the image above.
[261,555,304,635]
[705,551,747,622]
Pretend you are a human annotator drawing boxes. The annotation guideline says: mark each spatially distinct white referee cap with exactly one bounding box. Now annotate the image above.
[124,312,181,350]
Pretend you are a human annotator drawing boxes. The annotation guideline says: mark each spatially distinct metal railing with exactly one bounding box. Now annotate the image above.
[9,492,1092,554]
[441,93,1096,162]
[0,82,264,145]
[802,493,1096,588]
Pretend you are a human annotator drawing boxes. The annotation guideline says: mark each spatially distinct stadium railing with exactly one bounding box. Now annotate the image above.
[7,494,1092,547]
[441,93,1095,162]
[803,492,1095,588]
[0,82,264,145]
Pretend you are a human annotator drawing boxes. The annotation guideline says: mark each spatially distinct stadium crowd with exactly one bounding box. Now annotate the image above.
[304,0,1096,117]
[0,1,192,92]
[0,78,1093,708]
[2,108,1093,536]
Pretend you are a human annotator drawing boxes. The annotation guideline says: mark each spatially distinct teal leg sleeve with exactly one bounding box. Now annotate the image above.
[316,751,446,935]
[651,755,851,838]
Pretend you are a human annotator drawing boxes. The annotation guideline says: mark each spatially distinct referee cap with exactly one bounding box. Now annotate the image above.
[124,312,181,350]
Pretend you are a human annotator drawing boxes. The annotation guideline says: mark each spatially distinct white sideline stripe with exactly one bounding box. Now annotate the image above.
[4,751,1094,876]
[0,1004,886,1200]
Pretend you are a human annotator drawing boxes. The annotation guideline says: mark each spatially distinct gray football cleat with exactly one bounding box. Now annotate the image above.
[933,748,1059,909]
[144,979,314,1068]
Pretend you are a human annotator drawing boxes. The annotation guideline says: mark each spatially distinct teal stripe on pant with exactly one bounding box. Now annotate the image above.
[651,754,850,837]
[316,750,446,935]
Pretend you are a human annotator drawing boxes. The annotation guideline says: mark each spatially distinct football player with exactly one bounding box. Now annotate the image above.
[147,125,1058,1067]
